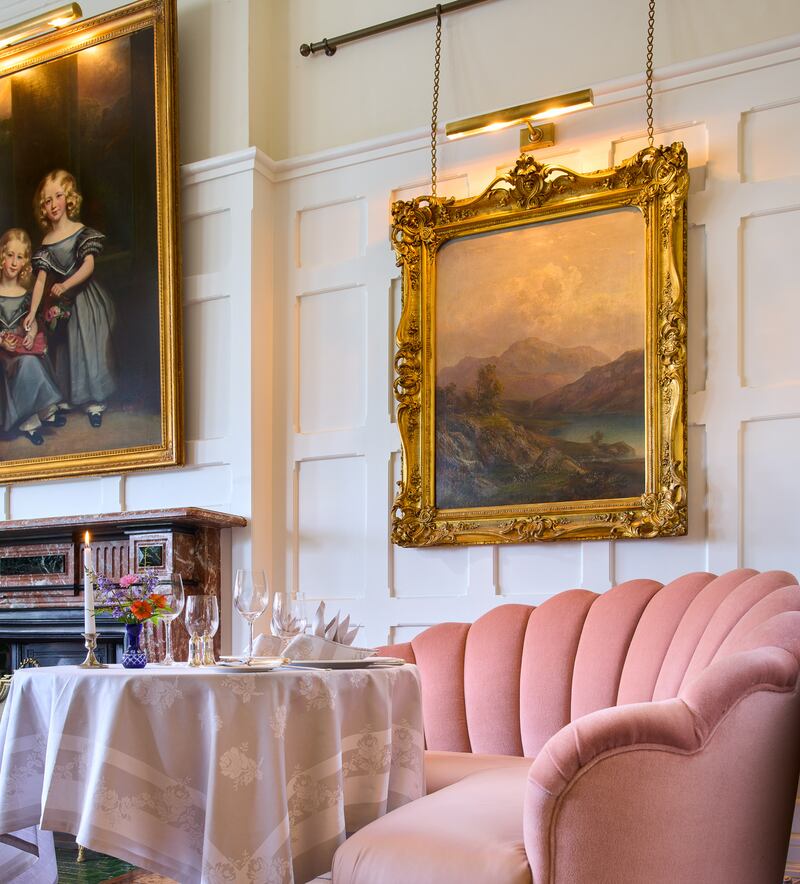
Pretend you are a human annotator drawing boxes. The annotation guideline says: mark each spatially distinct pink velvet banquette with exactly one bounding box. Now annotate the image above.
[332,569,800,884]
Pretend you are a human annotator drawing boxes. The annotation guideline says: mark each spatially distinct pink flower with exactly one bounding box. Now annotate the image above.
[119,574,139,588]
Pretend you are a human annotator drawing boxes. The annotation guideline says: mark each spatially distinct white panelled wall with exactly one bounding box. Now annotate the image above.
[274,39,800,643]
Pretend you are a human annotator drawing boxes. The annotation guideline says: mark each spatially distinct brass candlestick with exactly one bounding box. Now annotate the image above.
[79,633,107,668]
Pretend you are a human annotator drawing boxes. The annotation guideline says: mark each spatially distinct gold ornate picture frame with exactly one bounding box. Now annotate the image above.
[391,144,688,547]
[0,0,182,483]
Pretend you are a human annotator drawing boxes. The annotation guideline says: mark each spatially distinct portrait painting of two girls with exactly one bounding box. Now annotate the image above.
[0,2,182,481]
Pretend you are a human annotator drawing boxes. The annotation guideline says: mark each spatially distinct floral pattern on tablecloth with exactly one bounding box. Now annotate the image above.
[205,852,291,884]
[287,770,342,826]
[298,673,336,710]
[3,735,46,799]
[0,664,423,884]
[391,721,424,774]
[347,670,370,689]
[270,705,288,740]
[53,748,88,784]
[343,730,392,777]
[221,674,265,704]
[95,776,205,840]
[219,743,264,790]
[131,676,182,709]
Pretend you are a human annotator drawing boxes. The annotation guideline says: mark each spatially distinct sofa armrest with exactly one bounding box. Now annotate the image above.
[525,646,800,883]
[376,641,416,663]
[527,695,700,798]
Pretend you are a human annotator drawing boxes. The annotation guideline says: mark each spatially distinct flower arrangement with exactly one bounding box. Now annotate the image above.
[44,303,70,331]
[93,570,172,624]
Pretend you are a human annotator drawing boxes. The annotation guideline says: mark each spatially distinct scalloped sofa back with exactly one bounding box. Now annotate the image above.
[332,569,800,884]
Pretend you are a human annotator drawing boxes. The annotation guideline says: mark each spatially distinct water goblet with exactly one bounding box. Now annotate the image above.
[143,619,165,664]
[201,595,220,665]
[234,569,269,663]
[184,594,210,667]
[157,573,184,666]
[271,591,308,641]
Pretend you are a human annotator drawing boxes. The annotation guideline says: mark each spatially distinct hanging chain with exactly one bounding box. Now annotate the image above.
[645,0,655,147]
[430,5,442,197]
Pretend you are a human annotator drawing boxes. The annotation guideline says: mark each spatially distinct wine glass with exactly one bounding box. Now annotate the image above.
[158,573,184,666]
[234,569,269,663]
[201,596,220,665]
[271,592,308,640]
[184,594,210,667]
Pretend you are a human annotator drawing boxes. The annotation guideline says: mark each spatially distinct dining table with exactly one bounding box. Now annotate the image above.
[0,661,424,884]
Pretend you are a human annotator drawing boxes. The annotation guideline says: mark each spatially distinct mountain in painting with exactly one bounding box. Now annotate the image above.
[531,349,645,415]
[438,336,609,401]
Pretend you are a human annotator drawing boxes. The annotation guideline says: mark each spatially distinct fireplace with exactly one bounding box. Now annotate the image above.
[0,508,246,674]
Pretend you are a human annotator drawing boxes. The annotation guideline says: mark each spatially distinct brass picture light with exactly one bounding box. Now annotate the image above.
[0,3,83,50]
[445,88,594,141]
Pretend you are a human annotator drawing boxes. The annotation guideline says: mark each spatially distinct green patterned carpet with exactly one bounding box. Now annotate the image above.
[54,833,174,883]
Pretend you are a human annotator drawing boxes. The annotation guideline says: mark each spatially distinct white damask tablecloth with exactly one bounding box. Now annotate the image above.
[0,663,424,884]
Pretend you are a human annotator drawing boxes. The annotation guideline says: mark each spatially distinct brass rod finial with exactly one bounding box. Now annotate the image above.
[298,0,493,59]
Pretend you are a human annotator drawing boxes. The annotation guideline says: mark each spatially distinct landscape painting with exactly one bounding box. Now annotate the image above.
[435,207,646,510]
[391,146,688,546]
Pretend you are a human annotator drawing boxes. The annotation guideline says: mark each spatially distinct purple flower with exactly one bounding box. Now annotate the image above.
[91,568,168,625]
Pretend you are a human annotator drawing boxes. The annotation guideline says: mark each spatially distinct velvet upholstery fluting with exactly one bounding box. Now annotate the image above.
[332,570,800,884]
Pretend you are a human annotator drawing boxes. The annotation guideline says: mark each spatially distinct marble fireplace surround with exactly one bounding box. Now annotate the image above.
[0,508,247,669]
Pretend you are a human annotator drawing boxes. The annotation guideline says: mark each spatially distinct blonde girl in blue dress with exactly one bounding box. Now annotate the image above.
[25,169,115,427]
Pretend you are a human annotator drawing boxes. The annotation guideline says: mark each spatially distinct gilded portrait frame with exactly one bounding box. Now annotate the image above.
[391,144,688,547]
[0,0,182,483]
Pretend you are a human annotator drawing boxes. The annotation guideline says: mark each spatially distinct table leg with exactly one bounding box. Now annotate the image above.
[76,843,86,863]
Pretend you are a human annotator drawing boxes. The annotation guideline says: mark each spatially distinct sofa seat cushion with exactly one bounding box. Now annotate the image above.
[425,749,532,793]
[332,766,531,884]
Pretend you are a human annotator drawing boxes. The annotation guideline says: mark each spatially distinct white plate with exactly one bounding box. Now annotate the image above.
[285,657,406,670]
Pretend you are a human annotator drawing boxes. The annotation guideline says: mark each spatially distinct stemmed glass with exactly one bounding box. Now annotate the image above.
[184,594,210,667]
[158,573,184,666]
[234,569,269,663]
[271,592,308,641]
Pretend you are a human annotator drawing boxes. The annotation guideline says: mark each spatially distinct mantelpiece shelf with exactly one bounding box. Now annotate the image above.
[0,507,246,538]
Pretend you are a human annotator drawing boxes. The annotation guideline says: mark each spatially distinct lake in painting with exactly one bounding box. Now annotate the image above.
[435,207,646,509]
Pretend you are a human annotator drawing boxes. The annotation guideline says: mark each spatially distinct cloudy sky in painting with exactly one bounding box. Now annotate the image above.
[436,207,645,369]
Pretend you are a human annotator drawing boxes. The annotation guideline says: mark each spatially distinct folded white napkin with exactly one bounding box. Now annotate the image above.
[312,602,361,646]
[284,633,375,661]
[250,633,287,657]
[249,631,374,661]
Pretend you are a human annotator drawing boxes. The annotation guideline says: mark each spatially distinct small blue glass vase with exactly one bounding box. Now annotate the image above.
[122,622,147,669]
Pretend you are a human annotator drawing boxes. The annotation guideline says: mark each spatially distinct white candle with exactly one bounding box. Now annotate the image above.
[83,531,95,634]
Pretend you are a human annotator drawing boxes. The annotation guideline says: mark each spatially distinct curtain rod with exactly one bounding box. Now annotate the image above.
[299,0,495,57]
